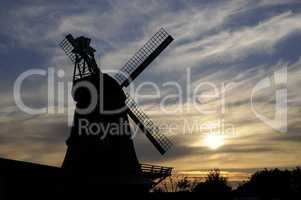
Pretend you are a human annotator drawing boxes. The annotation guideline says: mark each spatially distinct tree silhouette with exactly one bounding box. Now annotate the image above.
[235,167,301,199]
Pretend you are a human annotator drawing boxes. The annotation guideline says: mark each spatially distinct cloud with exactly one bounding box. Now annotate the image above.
[156,11,301,74]
[1,0,301,173]
[0,113,68,166]
[259,0,300,7]
[135,56,301,169]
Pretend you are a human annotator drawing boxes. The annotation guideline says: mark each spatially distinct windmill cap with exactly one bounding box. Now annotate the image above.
[71,36,96,55]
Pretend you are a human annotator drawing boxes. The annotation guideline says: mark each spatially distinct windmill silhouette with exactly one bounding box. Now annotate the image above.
[59,28,174,189]
[0,28,174,199]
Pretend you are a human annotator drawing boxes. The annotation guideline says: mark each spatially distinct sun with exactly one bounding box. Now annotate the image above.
[203,135,224,150]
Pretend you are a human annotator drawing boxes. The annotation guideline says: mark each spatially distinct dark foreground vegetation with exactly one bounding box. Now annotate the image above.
[151,168,301,200]
[1,161,300,199]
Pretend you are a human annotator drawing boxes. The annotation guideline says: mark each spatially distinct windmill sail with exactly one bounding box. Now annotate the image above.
[125,93,173,155]
[114,28,173,87]
[59,34,77,63]
[59,34,85,81]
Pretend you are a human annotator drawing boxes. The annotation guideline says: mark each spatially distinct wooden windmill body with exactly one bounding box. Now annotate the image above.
[59,29,174,188]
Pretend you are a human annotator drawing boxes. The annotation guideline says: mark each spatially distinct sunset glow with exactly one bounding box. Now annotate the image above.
[203,135,225,150]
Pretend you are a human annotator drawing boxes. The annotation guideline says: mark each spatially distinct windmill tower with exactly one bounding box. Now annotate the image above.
[59,28,174,189]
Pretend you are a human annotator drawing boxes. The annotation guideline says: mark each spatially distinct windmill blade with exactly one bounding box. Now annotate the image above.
[59,34,77,63]
[125,93,173,155]
[114,28,174,87]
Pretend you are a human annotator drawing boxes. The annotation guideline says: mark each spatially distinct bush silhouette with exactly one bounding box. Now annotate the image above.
[192,169,232,199]
[176,177,192,192]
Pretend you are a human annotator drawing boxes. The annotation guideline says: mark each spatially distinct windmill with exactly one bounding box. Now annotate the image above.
[59,28,174,189]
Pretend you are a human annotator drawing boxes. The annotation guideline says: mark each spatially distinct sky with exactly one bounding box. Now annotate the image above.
[0,0,301,181]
